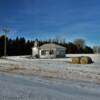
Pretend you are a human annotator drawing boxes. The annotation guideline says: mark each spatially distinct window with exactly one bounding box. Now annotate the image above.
[49,50,54,55]
[41,50,46,55]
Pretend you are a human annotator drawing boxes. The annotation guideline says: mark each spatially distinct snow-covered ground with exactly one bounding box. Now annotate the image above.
[0,54,100,83]
[0,72,100,100]
[0,54,100,100]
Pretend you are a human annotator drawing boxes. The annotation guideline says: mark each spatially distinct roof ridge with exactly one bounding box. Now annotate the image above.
[40,43,66,49]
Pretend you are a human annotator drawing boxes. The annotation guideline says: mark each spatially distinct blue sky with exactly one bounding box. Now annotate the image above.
[0,0,100,47]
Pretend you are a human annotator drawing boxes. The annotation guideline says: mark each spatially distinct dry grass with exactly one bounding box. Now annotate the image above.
[0,65,25,72]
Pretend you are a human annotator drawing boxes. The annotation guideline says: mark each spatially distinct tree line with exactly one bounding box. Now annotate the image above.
[0,35,94,57]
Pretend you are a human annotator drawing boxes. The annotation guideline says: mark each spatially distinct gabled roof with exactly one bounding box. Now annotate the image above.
[40,43,66,50]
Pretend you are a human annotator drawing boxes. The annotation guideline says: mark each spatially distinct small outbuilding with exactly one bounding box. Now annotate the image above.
[32,41,66,58]
[39,43,66,58]
[32,40,39,58]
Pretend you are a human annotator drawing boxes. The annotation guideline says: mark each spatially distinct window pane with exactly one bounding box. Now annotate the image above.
[49,50,54,55]
[41,50,46,55]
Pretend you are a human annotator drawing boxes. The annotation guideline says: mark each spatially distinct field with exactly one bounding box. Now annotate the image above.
[0,54,100,83]
[0,54,100,100]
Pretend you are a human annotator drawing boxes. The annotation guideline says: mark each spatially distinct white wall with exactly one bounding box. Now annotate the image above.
[39,49,56,58]
[32,47,39,57]
[39,48,66,58]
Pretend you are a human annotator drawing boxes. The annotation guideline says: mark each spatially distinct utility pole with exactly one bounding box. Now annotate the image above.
[3,27,10,58]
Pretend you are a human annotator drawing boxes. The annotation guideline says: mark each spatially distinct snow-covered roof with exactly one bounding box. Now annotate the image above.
[40,43,66,50]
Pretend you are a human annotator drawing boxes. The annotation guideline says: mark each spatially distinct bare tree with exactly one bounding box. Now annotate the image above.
[74,38,85,48]
[53,36,65,44]
[93,46,100,54]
